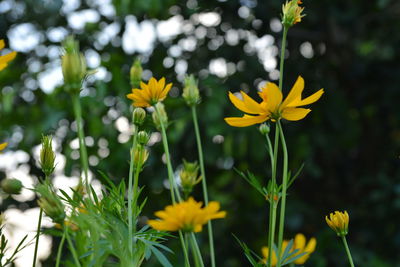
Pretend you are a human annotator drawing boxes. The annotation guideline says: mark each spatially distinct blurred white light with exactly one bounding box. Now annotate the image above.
[198,12,221,27]
[300,42,314,59]
[8,23,42,53]
[157,15,183,42]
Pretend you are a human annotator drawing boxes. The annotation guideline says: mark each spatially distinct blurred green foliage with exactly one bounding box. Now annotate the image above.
[1,0,400,266]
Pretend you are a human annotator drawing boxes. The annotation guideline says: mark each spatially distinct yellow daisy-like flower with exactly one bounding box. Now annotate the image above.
[126,77,172,107]
[326,210,349,236]
[0,142,8,152]
[224,76,324,127]
[262,233,316,266]
[148,197,226,233]
[0,40,17,71]
[282,0,305,27]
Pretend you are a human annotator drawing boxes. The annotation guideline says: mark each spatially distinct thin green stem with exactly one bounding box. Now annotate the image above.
[71,93,90,198]
[267,126,280,267]
[128,119,138,255]
[341,236,355,267]
[179,231,191,267]
[55,231,66,267]
[190,233,205,267]
[278,26,289,91]
[64,228,81,267]
[276,121,288,267]
[191,106,216,267]
[132,145,144,231]
[32,208,43,267]
[155,106,181,203]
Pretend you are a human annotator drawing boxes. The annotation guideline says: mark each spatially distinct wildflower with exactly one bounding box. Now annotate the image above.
[0,142,7,152]
[1,178,23,194]
[179,160,202,197]
[282,0,305,27]
[126,77,172,107]
[148,197,226,233]
[132,107,146,126]
[182,75,200,106]
[326,211,349,236]
[0,40,17,71]
[130,59,143,88]
[224,76,324,127]
[39,135,56,177]
[261,233,316,266]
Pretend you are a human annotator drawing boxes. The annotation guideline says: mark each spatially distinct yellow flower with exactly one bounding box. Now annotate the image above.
[148,197,226,232]
[282,0,305,27]
[0,142,8,152]
[126,77,172,107]
[224,76,324,127]
[262,233,316,266]
[326,210,349,236]
[0,40,17,71]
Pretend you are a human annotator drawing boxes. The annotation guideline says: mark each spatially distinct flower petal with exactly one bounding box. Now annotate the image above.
[224,114,268,127]
[228,91,262,114]
[281,76,304,108]
[287,88,324,107]
[281,107,310,121]
[262,82,282,113]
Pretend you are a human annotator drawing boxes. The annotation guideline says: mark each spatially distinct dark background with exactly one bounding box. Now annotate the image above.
[1,0,399,266]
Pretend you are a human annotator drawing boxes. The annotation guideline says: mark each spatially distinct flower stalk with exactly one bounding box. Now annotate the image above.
[341,236,355,267]
[127,121,138,255]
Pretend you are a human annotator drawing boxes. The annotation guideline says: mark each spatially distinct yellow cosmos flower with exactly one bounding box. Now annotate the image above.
[0,142,8,152]
[282,0,305,27]
[148,197,226,233]
[0,40,17,71]
[262,233,316,266]
[224,76,324,127]
[126,77,172,107]
[326,210,349,236]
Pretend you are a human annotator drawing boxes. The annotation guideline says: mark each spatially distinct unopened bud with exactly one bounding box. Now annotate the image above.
[132,107,146,126]
[282,0,305,27]
[259,123,270,135]
[133,147,149,168]
[182,75,200,106]
[1,178,23,194]
[152,102,168,130]
[40,135,56,177]
[61,36,87,93]
[179,160,202,197]
[36,182,66,224]
[137,131,150,145]
[130,59,142,88]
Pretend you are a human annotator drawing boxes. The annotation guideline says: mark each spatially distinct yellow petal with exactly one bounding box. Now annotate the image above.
[228,91,262,114]
[0,40,4,50]
[281,107,310,121]
[294,233,306,250]
[304,237,317,254]
[288,88,324,107]
[0,142,8,152]
[224,114,268,127]
[281,76,304,108]
[262,82,282,113]
[159,82,172,100]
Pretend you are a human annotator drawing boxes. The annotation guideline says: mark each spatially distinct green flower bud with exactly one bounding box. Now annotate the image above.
[182,75,200,106]
[40,135,56,177]
[133,147,149,168]
[130,59,142,88]
[179,160,202,197]
[61,36,87,93]
[132,107,146,126]
[152,103,168,130]
[259,123,270,135]
[281,0,305,27]
[1,178,23,194]
[36,182,66,224]
[137,131,150,146]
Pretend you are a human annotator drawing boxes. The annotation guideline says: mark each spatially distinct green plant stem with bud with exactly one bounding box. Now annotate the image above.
[267,126,280,267]
[55,231,66,267]
[278,26,289,91]
[71,93,90,197]
[191,106,216,267]
[127,119,138,255]
[341,236,355,267]
[276,121,289,267]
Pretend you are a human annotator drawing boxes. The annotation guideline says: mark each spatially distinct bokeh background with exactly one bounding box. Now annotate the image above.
[1,0,400,266]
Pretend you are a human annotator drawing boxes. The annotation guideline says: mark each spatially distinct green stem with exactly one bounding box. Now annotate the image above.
[276,121,288,267]
[267,126,280,267]
[155,106,181,203]
[132,144,144,231]
[341,236,355,267]
[32,208,43,267]
[181,233,191,267]
[71,93,90,198]
[190,233,205,267]
[191,106,216,267]
[278,26,289,91]
[128,119,138,255]
[55,231,66,267]
[64,228,81,267]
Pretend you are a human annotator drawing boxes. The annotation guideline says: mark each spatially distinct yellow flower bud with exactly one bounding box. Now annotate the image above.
[182,75,200,106]
[282,0,305,27]
[130,59,142,88]
[152,102,168,130]
[40,135,56,177]
[61,36,87,93]
[133,146,149,168]
[1,178,23,194]
[326,210,349,236]
[132,107,146,126]
[179,160,202,197]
